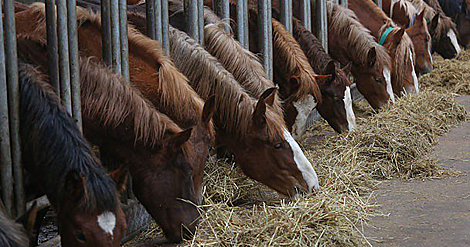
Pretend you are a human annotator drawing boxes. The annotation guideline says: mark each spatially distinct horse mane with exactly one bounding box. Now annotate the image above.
[410,0,457,38]
[292,18,351,86]
[327,2,392,69]
[201,9,284,116]
[390,0,418,20]
[271,19,322,103]
[18,62,118,213]
[0,209,28,247]
[169,26,285,141]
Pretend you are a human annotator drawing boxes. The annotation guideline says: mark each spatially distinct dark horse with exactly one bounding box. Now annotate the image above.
[18,62,126,246]
[436,0,470,47]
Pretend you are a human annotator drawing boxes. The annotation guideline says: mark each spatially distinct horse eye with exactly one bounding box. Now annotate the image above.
[76,232,86,243]
[375,78,382,84]
[274,143,282,149]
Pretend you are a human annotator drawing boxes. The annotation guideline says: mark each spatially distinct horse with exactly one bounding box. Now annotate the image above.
[168,26,320,196]
[382,0,434,74]
[0,200,40,247]
[349,0,419,96]
[17,62,127,246]
[435,0,470,47]
[410,0,461,58]
[291,18,357,133]
[326,2,394,110]
[15,31,200,243]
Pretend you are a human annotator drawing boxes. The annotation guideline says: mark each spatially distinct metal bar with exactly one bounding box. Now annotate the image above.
[300,0,311,31]
[5,0,24,217]
[213,0,230,32]
[236,0,245,46]
[243,0,249,49]
[280,0,293,34]
[316,0,328,51]
[155,0,163,43]
[45,0,60,95]
[146,0,156,39]
[0,0,13,216]
[198,0,204,45]
[110,0,122,73]
[101,0,113,66]
[341,0,348,8]
[184,0,199,41]
[376,0,382,8]
[119,0,130,83]
[57,0,72,113]
[162,0,170,55]
[268,0,273,79]
[258,0,273,80]
[67,0,82,132]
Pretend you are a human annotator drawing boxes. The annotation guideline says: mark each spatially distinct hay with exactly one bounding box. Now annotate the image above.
[419,50,470,95]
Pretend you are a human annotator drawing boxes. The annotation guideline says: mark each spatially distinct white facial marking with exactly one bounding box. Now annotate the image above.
[383,67,395,103]
[283,128,320,191]
[292,94,317,140]
[448,29,461,54]
[343,86,357,131]
[409,51,419,93]
[428,43,433,64]
[97,211,116,237]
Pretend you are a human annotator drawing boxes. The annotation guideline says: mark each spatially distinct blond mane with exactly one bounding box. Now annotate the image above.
[390,0,418,20]
[327,2,392,70]
[169,27,285,141]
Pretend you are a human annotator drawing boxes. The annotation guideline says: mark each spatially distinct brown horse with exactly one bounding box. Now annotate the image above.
[410,0,461,58]
[169,26,320,196]
[15,29,201,244]
[382,0,434,74]
[17,61,127,246]
[292,18,357,133]
[349,0,419,96]
[327,2,394,109]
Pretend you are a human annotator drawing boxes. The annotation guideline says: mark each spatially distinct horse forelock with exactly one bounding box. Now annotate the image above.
[18,63,118,213]
[390,0,418,20]
[271,19,322,104]
[0,209,28,247]
[169,27,285,141]
[327,2,392,70]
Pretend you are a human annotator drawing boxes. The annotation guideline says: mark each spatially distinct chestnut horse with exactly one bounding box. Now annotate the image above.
[15,31,200,243]
[349,0,419,96]
[169,26,320,196]
[292,18,357,133]
[437,0,470,47]
[327,2,394,109]
[17,62,126,246]
[410,0,461,58]
[382,0,434,74]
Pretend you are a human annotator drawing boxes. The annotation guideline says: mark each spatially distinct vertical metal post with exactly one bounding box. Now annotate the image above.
[119,0,130,84]
[67,0,82,132]
[243,0,249,49]
[102,0,113,66]
[213,0,230,32]
[236,0,246,47]
[5,0,24,216]
[45,0,60,95]
[162,0,170,55]
[155,0,163,43]
[280,0,293,34]
[376,0,382,8]
[57,0,72,114]
[316,0,328,51]
[184,0,199,41]
[341,0,348,8]
[110,0,122,73]
[146,0,156,39]
[0,0,13,217]
[300,0,311,31]
[198,0,204,45]
[258,0,273,80]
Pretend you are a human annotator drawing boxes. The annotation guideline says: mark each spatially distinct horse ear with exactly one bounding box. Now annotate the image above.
[367,47,377,67]
[260,87,277,107]
[343,62,353,76]
[252,97,267,127]
[15,201,38,238]
[393,28,405,46]
[64,170,88,203]
[430,14,439,30]
[417,10,426,23]
[201,95,216,124]
[169,128,193,148]
[109,166,129,193]
[325,61,336,81]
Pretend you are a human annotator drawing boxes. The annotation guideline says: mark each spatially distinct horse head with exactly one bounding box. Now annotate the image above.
[407,11,434,74]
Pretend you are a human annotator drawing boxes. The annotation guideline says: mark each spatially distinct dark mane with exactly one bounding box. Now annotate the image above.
[18,63,117,213]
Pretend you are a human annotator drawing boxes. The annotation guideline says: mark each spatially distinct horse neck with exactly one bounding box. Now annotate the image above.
[349,0,391,38]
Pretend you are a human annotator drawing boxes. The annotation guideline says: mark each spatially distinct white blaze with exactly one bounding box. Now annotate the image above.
[292,94,317,140]
[343,86,357,131]
[429,43,433,64]
[409,51,419,93]
[447,29,461,54]
[97,211,116,236]
[283,128,320,191]
[384,67,395,103]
